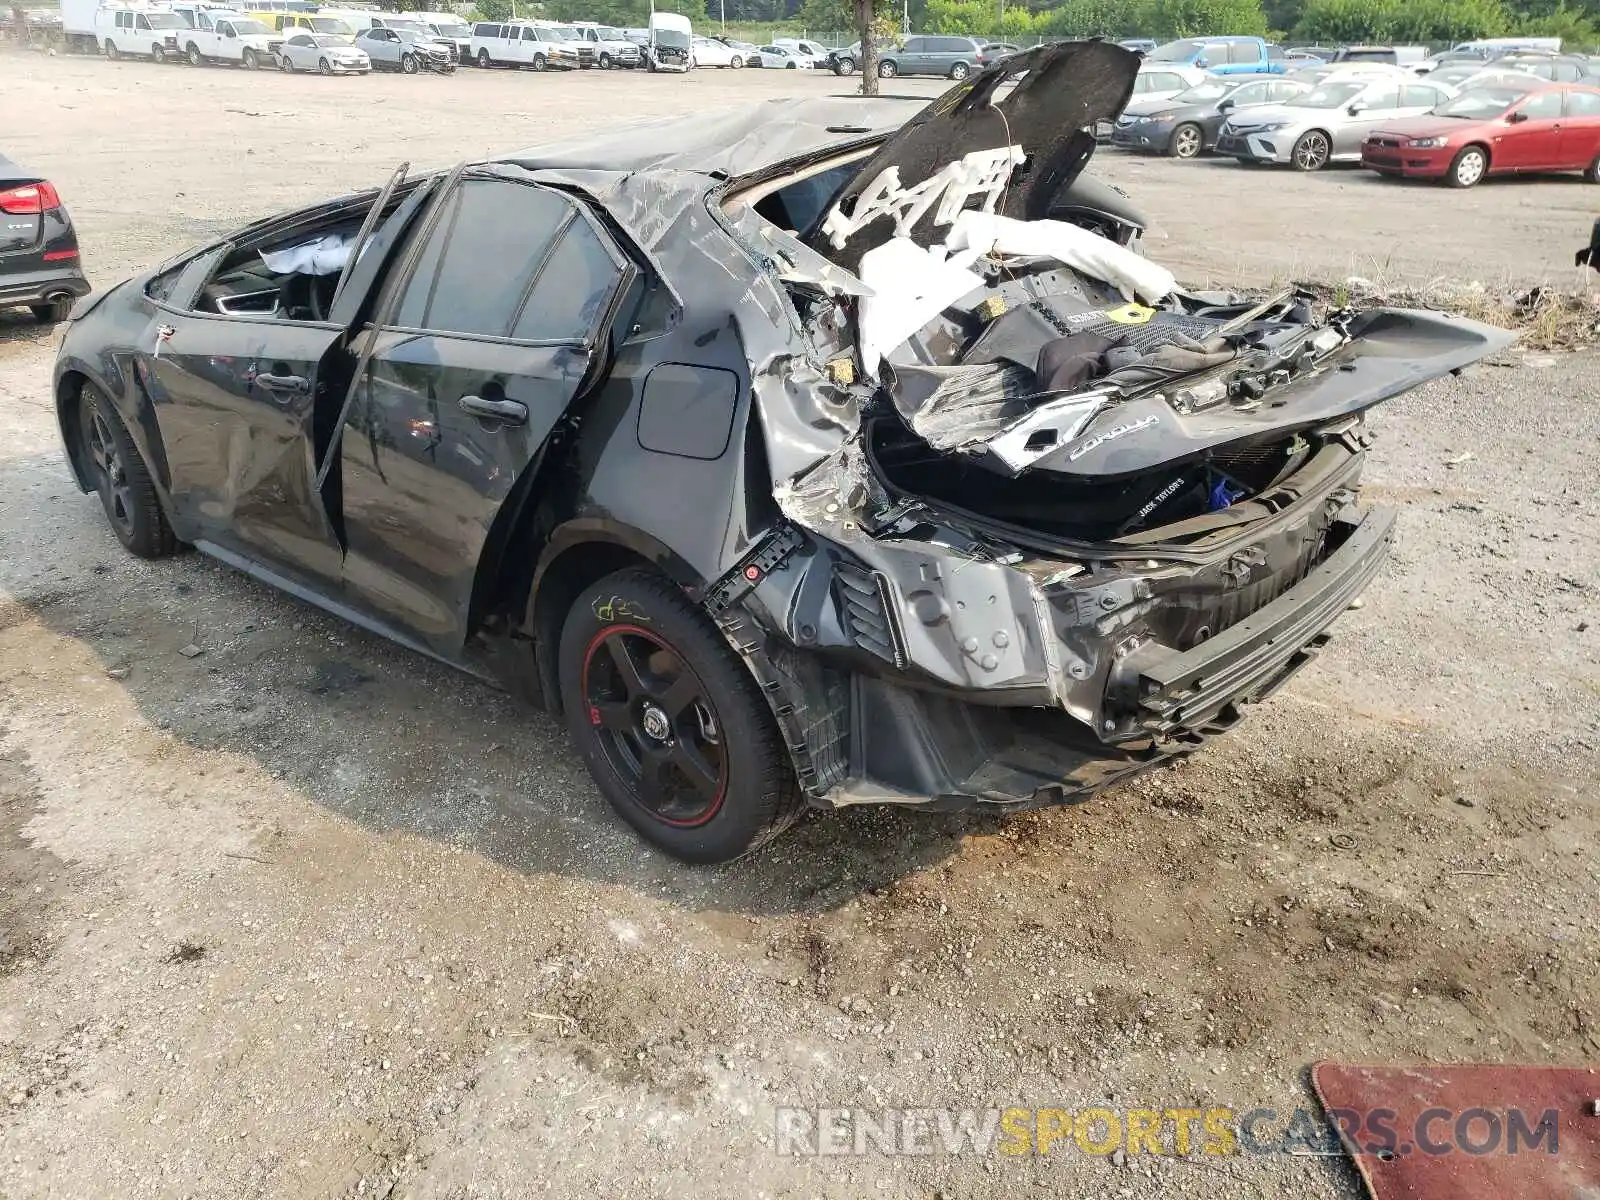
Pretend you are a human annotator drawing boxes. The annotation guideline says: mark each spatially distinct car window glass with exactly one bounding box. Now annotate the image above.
[1232,83,1267,104]
[510,219,621,341]
[1364,88,1400,109]
[1228,43,1254,63]
[1553,63,1579,81]
[1565,90,1600,115]
[1519,91,1563,118]
[1401,85,1438,106]
[394,180,574,339]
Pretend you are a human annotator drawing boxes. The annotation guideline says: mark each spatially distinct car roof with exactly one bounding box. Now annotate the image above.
[502,97,925,179]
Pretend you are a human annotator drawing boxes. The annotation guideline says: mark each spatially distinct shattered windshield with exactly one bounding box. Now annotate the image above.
[1435,86,1529,118]
[1149,38,1200,62]
[1291,82,1366,108]
[1172,81,1232,104]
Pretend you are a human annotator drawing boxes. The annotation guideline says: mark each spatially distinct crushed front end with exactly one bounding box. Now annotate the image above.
[705,43,1514,813]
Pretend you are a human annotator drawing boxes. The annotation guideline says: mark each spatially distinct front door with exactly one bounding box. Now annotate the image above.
[1496,90,1566,170]
[336,172,632,650]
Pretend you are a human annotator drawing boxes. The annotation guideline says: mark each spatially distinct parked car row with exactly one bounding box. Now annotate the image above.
[1104,57,1600,187]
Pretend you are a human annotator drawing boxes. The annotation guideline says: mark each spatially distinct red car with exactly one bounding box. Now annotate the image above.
[1361,82,1600,187]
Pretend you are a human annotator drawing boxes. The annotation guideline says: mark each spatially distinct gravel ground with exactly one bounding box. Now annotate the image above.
[0,49,1597,1200]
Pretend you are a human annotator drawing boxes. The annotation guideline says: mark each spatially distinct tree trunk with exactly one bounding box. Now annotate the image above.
[855,0,878,95]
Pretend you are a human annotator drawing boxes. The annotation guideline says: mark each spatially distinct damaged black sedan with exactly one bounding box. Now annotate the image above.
[52,44,1510,862]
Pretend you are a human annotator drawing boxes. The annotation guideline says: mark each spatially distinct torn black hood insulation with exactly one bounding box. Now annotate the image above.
[808,41,1140,274]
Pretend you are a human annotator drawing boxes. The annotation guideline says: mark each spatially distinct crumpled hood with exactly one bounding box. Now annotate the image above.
[806,40,1140,274]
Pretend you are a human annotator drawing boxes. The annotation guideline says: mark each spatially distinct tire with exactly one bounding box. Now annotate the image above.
[77,386,179,560]
[30,297,72,324]
[1290,129,1331,171]
[400,52,417,73]
[949,61,969,80]
[150,43,165,63]
[786,60,795,69]
[832,56,854,75]
[186,42,203,66]
[242,48,258,70]
[1447,145,1488,188]
[1586,153,1600,184]
[730,54,742,68]
[1170,121,1203,159]
[104,39,118,60]
[318,56,330,74]
[280,52,293,71]
[531,52,545,71]
[877,58,896,78]
[599,51,611,68]
[476,48,490,68]
[559,569,803,863]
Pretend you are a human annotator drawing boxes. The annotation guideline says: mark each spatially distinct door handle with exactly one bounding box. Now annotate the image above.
[459,395,528,425]
[255,372,309,393]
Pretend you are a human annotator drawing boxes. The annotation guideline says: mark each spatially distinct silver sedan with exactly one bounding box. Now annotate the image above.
[1216,77,1457,169]
[278,31,370,75]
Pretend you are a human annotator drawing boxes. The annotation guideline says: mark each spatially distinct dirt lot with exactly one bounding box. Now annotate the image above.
[1,51,1597,1200]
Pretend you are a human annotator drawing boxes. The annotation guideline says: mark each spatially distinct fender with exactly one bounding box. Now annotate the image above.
[53,351,176,519]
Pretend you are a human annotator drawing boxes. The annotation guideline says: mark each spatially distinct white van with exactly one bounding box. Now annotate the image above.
[468,19,579,70]
[645,11,690,72]
[774,36,827,61]
[93,4,189,60]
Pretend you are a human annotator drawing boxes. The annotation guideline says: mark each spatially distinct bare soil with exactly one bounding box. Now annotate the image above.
[0,50,1596,1199]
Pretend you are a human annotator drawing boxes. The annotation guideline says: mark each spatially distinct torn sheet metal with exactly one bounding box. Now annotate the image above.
[810,40,1139,274]
[947,210,1176,306]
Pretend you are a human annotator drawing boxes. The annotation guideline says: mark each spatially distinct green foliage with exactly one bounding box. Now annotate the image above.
[1291,0,1594,43]
[544,0,651,20]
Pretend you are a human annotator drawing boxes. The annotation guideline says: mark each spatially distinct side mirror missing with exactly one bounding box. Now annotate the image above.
[1218,98,1234,111]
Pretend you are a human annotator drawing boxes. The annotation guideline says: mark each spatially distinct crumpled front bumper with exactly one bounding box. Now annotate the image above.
[717,449,1391,812]
[1215,127,1294,162]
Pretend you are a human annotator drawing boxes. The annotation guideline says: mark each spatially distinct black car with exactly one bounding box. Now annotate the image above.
[1111,75,1310,158]
[51,44,1509,863]
[1,153,89,324]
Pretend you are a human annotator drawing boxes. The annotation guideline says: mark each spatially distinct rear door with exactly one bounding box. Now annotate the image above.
[1556,89,1600,168]
[1496,90,1566,169]
[336,173,632,649]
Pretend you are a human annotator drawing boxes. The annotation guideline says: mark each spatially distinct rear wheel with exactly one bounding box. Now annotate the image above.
[1290,129,1331,171]
[476,47,490,67]
[400,52,417,73]
[877,58,896,77]
[1170,122,1203,159]
[186,42,203,66]
[1586,153,1600,184]
[77,386,179,560]
[559,569,803,862]
[1447,145,1488,188]
[949,60,969,80]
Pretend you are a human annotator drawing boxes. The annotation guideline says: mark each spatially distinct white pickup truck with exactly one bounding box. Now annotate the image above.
[170,5,282,68]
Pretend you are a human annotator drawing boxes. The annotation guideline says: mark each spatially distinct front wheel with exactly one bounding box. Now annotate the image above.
[242,47,258,70]
[559,569,804,863]
[730,54,742,68]
[1447,146,1488,188]
[832,56,854,75]
[318,56,331,74]
[400,52,417,73]
[785,60,795,69]
[1290,129,1331,171]
[280,52,293,71]
[877,59,896,78]
[949,61,969,80]
[531,52,546,71]
[150,43,165,62]
[1170,122,1203,159]
[77,386,180,560]
[599,52,611,68]
[104,39,118,59]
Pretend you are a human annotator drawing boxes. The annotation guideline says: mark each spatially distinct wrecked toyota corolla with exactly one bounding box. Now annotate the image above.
[52,43,1512,862]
